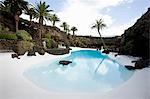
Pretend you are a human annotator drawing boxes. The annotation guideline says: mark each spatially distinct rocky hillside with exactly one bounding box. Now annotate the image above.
[75,36,121,50]
[0,10,120,50]
[120,8,150,59]
[0,11,69,45]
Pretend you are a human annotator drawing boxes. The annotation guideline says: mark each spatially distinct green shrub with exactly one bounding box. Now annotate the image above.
[0,34,17,40]
[16,30,32,41]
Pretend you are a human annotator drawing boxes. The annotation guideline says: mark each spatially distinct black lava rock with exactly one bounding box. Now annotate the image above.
[59,60,72,65]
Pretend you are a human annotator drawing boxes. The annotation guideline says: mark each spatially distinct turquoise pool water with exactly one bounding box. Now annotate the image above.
[24,50,134,92]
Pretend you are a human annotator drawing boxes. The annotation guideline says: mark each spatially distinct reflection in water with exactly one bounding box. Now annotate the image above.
[24,50,134,92]
[95,58,105,73]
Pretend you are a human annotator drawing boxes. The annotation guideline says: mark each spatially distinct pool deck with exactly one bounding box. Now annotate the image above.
[0,47,149,99]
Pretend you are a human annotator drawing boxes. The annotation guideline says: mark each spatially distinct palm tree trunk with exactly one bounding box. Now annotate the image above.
[15,20,18,32]
[38,25,42,39]
[29,15,32,24]
[98,31,107,50]
[30,15,32,22]
[14,14,19,32]
[63,27,65,31]
[53,21,55,26]
[38,16,43,39]
[73,31,75,36]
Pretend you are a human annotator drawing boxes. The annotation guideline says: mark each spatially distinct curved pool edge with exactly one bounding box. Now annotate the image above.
[23,49,135,93]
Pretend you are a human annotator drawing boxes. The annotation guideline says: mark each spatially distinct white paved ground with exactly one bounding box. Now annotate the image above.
[0,48,149,99]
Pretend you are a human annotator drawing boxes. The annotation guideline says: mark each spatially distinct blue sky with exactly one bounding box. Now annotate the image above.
[102,0,150,25]
[27,0,63,11]
[24,0,150,37]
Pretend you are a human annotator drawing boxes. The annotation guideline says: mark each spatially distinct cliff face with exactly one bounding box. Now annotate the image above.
[120,8,150,59]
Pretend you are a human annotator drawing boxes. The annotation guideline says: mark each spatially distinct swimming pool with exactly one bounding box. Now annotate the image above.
[23,50,134,93]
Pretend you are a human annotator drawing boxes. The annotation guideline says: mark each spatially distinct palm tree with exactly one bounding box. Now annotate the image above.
[50,14,60,26]
[71,26,78,36]
[0,1,10,12]
[35,1,53,39]
[3,0,28,32]
[60,22,67,32]
[91,19,107,49]
[25,5,36,23]
[0,1,11,19]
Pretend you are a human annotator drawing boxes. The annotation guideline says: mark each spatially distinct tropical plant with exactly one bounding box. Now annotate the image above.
[3,0,28,32]
[25,5,36,23]
[91,19,107,49]
[50,14,60,26]
[71,26,78,36]
[60,22,67,32]
[0,1,10,12]
[60,22,70,33]
[35,1,53,39]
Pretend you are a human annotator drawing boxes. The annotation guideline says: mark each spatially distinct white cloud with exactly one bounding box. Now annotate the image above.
[56,0,134,37]
[102,18,136,37]
[66,0,134,9]
[20,14,29,20]
[57,2,113,35]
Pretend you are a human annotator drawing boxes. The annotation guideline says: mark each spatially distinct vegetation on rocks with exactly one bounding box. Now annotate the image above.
[0,33,17,40]
[42,33,52,48]
[16,30,32,41]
